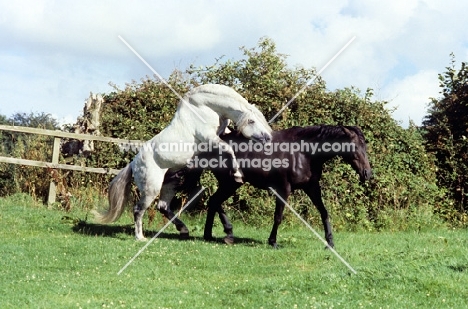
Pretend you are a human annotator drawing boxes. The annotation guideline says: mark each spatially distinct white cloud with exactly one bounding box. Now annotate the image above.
[383,70,440,127]
[0,1,223,59]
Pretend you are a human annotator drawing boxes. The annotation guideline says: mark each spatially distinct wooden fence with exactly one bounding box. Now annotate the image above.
[0,125,142,204]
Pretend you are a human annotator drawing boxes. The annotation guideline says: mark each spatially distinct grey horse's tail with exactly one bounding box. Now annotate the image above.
[93,163,133,223]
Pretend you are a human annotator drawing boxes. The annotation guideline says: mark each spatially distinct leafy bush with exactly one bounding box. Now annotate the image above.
[0,112,58,202]
[422,55,468,225]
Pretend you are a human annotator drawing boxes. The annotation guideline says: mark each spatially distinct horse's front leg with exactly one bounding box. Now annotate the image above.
[303,181,334,248]
[268,187,291,248]
[217,139,243,183]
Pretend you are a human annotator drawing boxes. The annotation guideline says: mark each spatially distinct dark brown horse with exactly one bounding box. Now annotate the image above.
[156,125,372,248]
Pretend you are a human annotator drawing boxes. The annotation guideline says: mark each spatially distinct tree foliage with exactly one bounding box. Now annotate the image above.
[423,55,468,224]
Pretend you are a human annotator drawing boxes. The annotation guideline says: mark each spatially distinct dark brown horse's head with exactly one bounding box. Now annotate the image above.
[340,126,372,182]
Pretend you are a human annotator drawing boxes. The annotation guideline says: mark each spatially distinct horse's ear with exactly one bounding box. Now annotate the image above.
[342,126,357,138]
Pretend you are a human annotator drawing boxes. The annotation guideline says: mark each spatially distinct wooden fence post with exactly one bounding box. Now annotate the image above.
[47,137,61,204]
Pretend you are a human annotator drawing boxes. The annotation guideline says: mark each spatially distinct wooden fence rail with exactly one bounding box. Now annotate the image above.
[0,125,143,204]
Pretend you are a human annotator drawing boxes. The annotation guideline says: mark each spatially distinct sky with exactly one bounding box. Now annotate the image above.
[1,0,467,128]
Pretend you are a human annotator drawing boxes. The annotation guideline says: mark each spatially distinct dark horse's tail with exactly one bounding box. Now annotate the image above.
[92,163,133,223]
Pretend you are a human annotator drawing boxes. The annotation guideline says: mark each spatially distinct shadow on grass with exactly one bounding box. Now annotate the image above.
[71,220,263,246]
[72,220,134,238]
[448,264,468,272]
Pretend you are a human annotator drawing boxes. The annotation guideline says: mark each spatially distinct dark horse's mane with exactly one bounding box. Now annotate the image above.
[291,125,366,143]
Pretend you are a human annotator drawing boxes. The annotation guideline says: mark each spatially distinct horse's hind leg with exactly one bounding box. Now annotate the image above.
[157,173,190,239]
[132,154,167,240]
[204,180,239,243]
[219,207,234,245]
[134,193,157,241]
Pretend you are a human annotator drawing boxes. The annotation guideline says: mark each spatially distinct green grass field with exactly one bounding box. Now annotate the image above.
[1,194,467,308]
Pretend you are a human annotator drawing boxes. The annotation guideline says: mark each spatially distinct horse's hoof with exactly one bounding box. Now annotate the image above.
[233,171,244,183]
[135,237,148,242]
[268,240,279,249]
[224,236,234,245]
[179,226,189,234]
[234,176,244,183]
[179,232,190,240]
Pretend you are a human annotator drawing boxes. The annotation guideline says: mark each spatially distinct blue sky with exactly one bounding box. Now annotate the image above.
[1,0,467,127]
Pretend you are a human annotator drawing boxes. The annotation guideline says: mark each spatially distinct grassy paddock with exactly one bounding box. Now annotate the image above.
[1,194,467,308]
